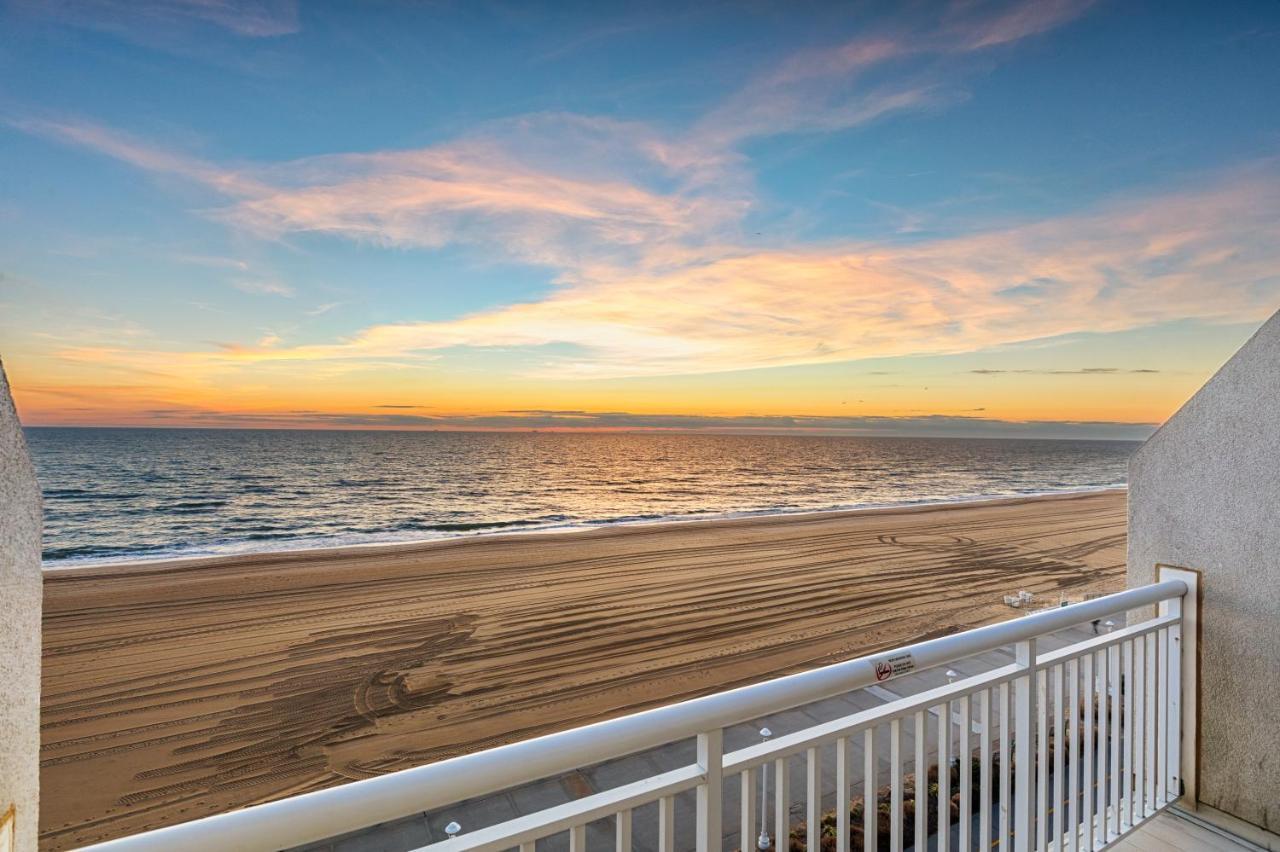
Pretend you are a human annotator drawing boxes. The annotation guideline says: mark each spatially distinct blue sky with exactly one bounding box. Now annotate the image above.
[1,1,1278,435]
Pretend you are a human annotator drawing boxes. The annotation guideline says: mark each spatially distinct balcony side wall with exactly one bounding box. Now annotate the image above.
[0,359,41,852]
[1128,310,1280,837]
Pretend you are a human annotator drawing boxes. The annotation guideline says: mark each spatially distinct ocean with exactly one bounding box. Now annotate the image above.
[26,428,1136,565]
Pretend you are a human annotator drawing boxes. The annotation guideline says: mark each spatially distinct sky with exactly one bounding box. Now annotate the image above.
[2,0,1278,439]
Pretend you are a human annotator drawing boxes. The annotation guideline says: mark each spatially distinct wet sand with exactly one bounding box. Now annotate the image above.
[40,490,1126,849]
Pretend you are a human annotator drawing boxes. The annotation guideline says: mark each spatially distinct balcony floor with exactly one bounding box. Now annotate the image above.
[1109,810,1259,852]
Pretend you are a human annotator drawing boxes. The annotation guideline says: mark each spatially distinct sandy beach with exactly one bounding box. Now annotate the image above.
[40,490,1127,850]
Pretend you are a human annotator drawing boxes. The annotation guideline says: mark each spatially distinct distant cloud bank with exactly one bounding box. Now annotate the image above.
[89,407,1154,441]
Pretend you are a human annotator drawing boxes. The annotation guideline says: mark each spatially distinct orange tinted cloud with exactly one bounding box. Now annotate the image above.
[40,169,1280,384]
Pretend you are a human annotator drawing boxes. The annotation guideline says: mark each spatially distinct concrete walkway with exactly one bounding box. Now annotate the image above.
[1109,810,1261,852]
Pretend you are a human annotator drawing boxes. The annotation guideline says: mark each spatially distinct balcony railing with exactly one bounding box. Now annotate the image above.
[79,575,1196,852]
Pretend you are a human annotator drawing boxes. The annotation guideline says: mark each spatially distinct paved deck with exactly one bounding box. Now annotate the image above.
[294,616,1115,852]
[1109,810,1260,852]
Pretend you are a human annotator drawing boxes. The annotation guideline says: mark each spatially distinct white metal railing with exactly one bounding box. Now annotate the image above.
[78,577,1195,852]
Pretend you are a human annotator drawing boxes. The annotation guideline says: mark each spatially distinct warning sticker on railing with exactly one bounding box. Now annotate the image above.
[872,652,915,682]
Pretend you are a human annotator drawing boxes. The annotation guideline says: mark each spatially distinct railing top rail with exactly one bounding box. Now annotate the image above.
[78,579,1186,852]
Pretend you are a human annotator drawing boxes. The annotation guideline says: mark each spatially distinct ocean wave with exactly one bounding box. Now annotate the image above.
[30,429,1135,567]
[43,542,174,561]
[40,485,1128,568]
[168,500,229,510]
[44,489,145,501]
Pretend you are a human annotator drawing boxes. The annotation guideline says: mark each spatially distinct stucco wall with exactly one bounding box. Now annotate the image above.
[0,359,42,851]
[1128,310,1280,835]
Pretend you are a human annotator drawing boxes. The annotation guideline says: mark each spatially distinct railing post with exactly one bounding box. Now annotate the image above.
[1158,566,1198,809]
[891,717,903,852]
[836,737,850,852]
[1013,639,1036,852]
[774,757,789,852]
[806,747,821,852]
[659,796,676,852]
[697,729,724,852]
[913,711,926,852]
[616,809,632,852]
[863,729,876,852]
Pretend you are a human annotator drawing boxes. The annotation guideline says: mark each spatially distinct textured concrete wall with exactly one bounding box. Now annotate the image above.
[0,359,41,852]
[1128,310,1280,836]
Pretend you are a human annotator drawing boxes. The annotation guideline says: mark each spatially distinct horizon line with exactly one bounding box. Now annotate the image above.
[19,423,1151,441]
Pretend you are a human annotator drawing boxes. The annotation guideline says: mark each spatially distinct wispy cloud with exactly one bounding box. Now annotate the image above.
[11,0,300,38]
[17,113,741,269]
[946,0,1098,50]
[10,118,264,196]
[693,0,1095,146]
[247,170,1277,379]
[232,278,294,297]
[174,253,251,271]
[44,168,1280,382]
[970,367,1162,375]
[223,121,735,267]
[13,1,1095,273]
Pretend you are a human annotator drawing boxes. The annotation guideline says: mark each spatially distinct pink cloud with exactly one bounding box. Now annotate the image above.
[12,0,299,38]
[18,113,742,269]
[949,0,1097,50]
[225,139,726,265]
[13,1,1100,275]
[693,0,1095,147]
[11,118,264,196]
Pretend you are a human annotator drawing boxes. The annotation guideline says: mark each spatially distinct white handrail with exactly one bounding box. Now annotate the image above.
[76,580,1186,852]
